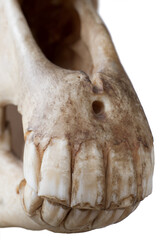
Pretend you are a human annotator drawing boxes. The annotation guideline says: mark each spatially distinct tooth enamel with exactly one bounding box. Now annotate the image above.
[71,141,105,209]
[65,209,98,231]
[106,145,137,209]
[23,183,43,215]
[23,136,40,192]
[92,209,125,229]
[19,180,43,215]
[41,199,70,227]
[116,203,139,224]
[38,139,71,206]
[138,144,154,198]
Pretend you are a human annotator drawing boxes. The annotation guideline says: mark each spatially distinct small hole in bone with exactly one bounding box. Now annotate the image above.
[92,101,104,115]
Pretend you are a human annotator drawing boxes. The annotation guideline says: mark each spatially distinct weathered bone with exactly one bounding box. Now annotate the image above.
[0,0,154,233]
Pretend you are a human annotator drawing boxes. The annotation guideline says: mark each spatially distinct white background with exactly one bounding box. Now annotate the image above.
[0,0,160,239]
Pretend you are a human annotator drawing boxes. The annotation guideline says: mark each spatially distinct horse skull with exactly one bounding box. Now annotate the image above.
[0,0,154,233]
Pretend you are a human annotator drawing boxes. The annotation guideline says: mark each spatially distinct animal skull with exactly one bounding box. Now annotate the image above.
[0,0,154,233]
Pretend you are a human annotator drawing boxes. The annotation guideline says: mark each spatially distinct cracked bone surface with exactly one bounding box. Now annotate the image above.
[0,0,154,234]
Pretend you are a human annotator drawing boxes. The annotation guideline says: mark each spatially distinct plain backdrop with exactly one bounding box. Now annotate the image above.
[0,0,160,239]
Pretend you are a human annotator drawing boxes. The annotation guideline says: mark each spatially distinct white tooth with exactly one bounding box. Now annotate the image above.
[106,144,137,209]
[24,183,43,215]
[19,180,42,215]
[41,199,70,227]
[23,135,40,192]
[65,209,98,231]
[38,138,71,206]
[116,203,139,224]
[92,210,114,229]
[92,209,125,229]
[71,141,105,209]
[138,144,154,198]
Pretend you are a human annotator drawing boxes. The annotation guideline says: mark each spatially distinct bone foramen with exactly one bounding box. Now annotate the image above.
[0,0,154,233]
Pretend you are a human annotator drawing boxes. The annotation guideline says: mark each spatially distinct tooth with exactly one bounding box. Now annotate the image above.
[41,199,70,227]
[71,141,105,209]
[19,180,43,215]
[38,139,71,206]
[23,134,40,192]
[116,203,139,224]
[92,209,125,229]
[106,144,137,209]
[138,144,154,198]
[65,209,98,231]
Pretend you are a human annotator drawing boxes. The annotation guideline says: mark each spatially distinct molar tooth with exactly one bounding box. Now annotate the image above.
[71,141,105,209]
[38,138,71,206]
[23,135,40,192]
[41,199,70,227]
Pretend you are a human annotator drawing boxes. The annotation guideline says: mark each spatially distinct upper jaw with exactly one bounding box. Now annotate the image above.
[0,0,154,232]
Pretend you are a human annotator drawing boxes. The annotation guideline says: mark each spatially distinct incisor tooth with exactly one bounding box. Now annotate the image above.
[41,199,70,227]
[115,203,139,224]
[106,144,137,209]
[92,209,125,229]
[38,139,71,206]
[138,144,154,198]
[71,141,105,209]
[23,136,40,192]
[19,180,43,215]
[65,209,98,231]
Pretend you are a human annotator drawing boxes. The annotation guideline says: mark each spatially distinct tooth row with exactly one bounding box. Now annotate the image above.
[23,135,154,213]
[24,136,106,209]
[20,181,137,231]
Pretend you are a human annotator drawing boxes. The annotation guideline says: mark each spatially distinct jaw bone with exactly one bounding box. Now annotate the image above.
[0,0,154,233]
